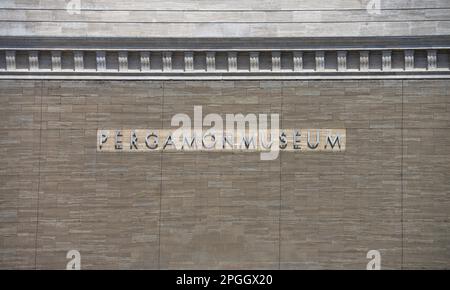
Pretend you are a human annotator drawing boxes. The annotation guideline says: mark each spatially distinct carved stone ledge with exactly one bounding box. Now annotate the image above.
[271,51,281,72]
[382,50,392,71]
[249,52,259,72]
[206,52,215,72]
[1,45,449,79]
[118,51,128,72]
[293,51,303,72]
[427,50,437,70]
[96,51,106,72]
[140,51,150,72]
[74,51,84,71]
[337,51,347,72]
[227,52,237,72]
[360,51,369,72]
[162,52,172,72]
[184,52,194,71]
[29,51,38,71]
[51,51,61,71]
[405,50,415,71]
[315,51,325,72]
[5,50,15,71]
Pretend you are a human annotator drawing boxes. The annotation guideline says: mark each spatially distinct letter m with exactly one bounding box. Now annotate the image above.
[325,132,342,149]
[226,113,257,149]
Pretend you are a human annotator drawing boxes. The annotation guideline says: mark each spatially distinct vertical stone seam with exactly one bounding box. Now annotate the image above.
[157,81,165,269]
[401,80,404,269]
[278,86,283,270]
[34,80,44,269]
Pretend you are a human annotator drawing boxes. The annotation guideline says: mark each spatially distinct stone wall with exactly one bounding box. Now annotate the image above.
[0,79,448,269]
[1,0,450,37]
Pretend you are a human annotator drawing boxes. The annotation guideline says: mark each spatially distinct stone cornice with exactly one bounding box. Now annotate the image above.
[0,37,449,80]
[2,36,450,50]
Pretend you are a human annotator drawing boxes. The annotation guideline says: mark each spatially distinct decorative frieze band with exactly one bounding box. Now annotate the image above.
[96,51,106,72]
[162,52,172,72]
[427,50,437,70]
[1,48,449,79]
[140,51,150,72]
[249,52,259,72]
[405,50,415,71]
[28,51,39,71]
[271,51,281,72]
[51,51,61,71]
[184,52,194,71]
[227,52,237,72]
[206,52,215,72]
[315,51,325,72]
[293,51,303,72]
[74,51,84,71]
[118,51,128,72]
[5,50,16,71]
[360,51,369,71]
[337,51,347,72]
[382,50,392,71]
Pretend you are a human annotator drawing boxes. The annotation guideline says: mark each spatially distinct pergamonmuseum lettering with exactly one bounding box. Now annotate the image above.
[97,129,346,152]
[97,106,346,158]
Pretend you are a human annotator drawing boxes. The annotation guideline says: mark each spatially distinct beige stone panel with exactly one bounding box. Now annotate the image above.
[280,149,402,270]
[402,129,450,269]
[162,81,280,126]
[0,174,38,269]
[0,80,42,130]
[0,78,41,268]
[403,80,450,129]
[280,218,402,269]
[403,221,449,269]
[36,217,159,269]
[161,152,280,175]
[0,130,40,269]
[281,172,401,222]
[281,129,402,177]
[281,80,403,129]
[42,81,163,130]
[403,128,450,182]
[160,218,278,269]
[1,79,449,269]
[161,171,280,222]
[35,125,162,269]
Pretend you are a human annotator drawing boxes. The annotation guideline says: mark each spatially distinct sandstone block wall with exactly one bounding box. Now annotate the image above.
[0,80,448,269]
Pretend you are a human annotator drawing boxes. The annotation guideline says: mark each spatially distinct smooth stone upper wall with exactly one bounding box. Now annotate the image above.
[0,0,450,37]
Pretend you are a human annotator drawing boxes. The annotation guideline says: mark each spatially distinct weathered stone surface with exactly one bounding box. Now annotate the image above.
[0,80,448,269]
[1,0,450,37]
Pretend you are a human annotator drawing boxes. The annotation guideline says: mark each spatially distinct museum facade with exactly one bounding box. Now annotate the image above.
[0,0,449,269]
